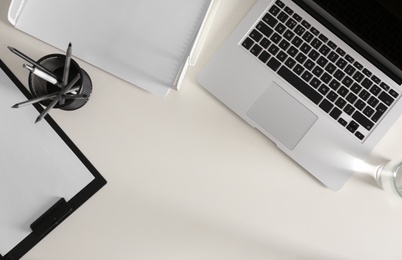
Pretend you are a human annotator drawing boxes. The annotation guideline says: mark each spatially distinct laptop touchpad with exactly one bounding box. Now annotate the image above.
[247,82,317,150]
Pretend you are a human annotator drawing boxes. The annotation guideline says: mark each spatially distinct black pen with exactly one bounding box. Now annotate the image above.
[7,46,61,81]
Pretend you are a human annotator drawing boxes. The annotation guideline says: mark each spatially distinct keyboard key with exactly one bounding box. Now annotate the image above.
[310,27,320,36]
[335,98,347,109]
[389,89,399,98]
[258,51,271,63]
[242,38,254,49]
[293,64,305,75]
[308,49,320,61]
[291,36,303,47]
[302,71,313,82]
[325,63,337,74]
[267,57,281,71]
[310,77,322,88]
[285,18,297,30]
[318,34,328,43]
[304,59,315,71]
[362,78,373,89]
[319,99,333,112]
[278,66,323,104]
[344,64,356,76]
[295,52,307,63]
[334,69,345,81]
[275,0,285,8]
[276,50,288,62]
[350,83,362,94]
[327,90,338,102]
[329,79,341,90]
[344,104,355,115]
[363,106,375,117]
[338,118,348,126]
[275,23,287,34]
[321,72,332,84]
[347,120,359,133]
[354,61,363,70]
[330,107,342,120]
[368,96,379,107]
[269,5,281,16]
[278,39,290,50]
[263,13,278,27]
[371,75,381,84]
[328,41,337,49]
[268,44,280,55]
[345,54,354,63]
[260,37,271,49]
[327,51,339,62]
[277,11,289,23]
[378,91,395,106]
[359,89,370,100]
[250,45,263,56]
[311,38,323,49]
[352,71,364,83]
[319,45,331,56]
[355,99,366,110]
[284,6,293,15]
[301,20,311,29]
[380,82,390,91]
[346,93,357,103]
[292,13,302,22]
[352,111,374,130]
[335,58,347,69]
[336,47,346,56]
[302,31,314,43]
[371,103,387,122]
[287,46,298,57]
[300,43,312,54]
[318,85,330,95]
[250,30,263,42]
[283,29,295,41]
[271,32,282,43]
[294,25,306,36]
[284,57,296,69]
[257,22,274,38]
[362,68,372,77]
[338,86,349,97]
[312,66,324,77]
[342,76,353,87]
[317,56,328,67]
[370,85,381,96]
[355,131,365,140]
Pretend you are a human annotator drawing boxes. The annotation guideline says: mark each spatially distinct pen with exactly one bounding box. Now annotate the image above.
[35,74,80,123]
[7,46,61,81]
[60,43,72,106]
[23,64,58,85]
[12,86,80,108]
[62,43,72,87]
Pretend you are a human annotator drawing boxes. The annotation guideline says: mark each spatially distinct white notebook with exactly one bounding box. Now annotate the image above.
[8,0,215,96]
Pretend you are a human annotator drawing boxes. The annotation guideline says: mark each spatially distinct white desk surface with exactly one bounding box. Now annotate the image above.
[1,0,402,259]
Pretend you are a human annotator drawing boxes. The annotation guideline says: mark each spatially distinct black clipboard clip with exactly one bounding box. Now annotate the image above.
[30,198,73,238]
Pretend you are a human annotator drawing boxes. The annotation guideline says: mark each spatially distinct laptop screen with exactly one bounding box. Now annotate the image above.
[309,0,402,79]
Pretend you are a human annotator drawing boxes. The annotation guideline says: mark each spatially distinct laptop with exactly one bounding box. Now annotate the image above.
[198,0,402,190]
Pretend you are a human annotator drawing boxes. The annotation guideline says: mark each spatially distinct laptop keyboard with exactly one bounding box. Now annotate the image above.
[241,0,399,141]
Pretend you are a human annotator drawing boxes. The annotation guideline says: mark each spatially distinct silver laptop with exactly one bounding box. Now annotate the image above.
[198,0,402,190]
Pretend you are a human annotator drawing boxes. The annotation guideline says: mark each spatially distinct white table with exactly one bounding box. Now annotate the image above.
[1,0,402,259]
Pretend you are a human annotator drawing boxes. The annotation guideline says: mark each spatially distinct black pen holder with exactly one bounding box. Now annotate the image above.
[28,54,92,110]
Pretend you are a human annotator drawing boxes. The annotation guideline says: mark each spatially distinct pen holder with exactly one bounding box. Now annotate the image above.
[28,54,92,110]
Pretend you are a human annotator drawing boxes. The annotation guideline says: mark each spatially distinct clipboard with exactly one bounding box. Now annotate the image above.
[0,60,107,260]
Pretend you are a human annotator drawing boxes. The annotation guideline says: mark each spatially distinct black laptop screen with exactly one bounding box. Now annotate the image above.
[311,0,402,72]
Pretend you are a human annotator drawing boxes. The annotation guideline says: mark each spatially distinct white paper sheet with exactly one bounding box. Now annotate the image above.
[0,67,94,255]
[11,0,212,97]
